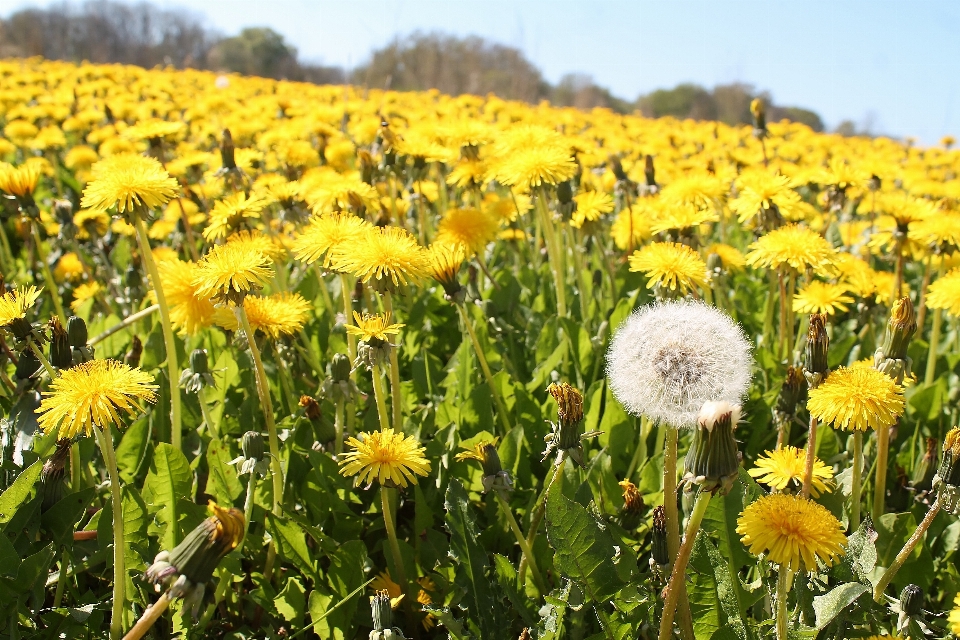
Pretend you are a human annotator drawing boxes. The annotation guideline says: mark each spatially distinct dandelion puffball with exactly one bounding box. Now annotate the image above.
[606,300,752,427]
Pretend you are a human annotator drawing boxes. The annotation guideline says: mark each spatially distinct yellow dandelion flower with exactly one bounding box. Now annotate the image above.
[0,286,41,329]
[64,145,99,171]
[731,172,802,224]
[36,359,158,439]
[491,146,577,192]
[703,243,746,271]
[428,243,465,295]
[345,311,404,343]
[303,173,380,214]
[154,259,216,336]
[193,241,274,304]
[949,591,960,634]
[0,162,42,197]
[70,281,101,312]
[660,173,725,210]
[498,228,527,241]
[926,268,960,316]
[54,252,85,282]
[435,207,499,256]
[745,224,836,273]
[748,446,834,497]
[806,366,905,431]
[3,120,38,144]
[792,281,854,315]
[570,191,614,228]
[213,292,310,339]
[737,493,845,573]
[370,571,403,600]
[628,242,709,294]
[611,202,653,250]
[74,208,110,239]
[292,214,370,268]
[649,203,719,235]
[339,428,431,488]
[330,225,430,288]
[122,118,184,141]
[202,192,273,241]
[446,158,487,189]
[81,154,179,214]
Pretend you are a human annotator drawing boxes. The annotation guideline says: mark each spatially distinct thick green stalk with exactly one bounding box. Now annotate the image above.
[338,273,357,369]
[659,490,712,640]
[27,337,55,379]
[370,362,391,432]
[29,221,67,325]
[873,498,940,601]
[52,549,69,609]
[494,490,547,596]
[197,388,219,442]
[313,265,335,316]
[121,592,170,640]
[94,425,125,640]
[851,431,862,530]
[519,452,566,583]
[381,487,419,638]
[925,307,943,385]
[131,212,182,450]
[382,291,404,432]
[663,428,694,640]
[236,307,283,514]
[242,471,256,544]
[873,425,890,521]
[775,567,790,640]
[801,417,818,498]
[456,303,511,435]
[535,188,567,317]
[334,397,345,455]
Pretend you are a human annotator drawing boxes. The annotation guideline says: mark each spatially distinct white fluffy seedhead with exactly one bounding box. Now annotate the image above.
[606,300,753,427]
[698,400,742,431]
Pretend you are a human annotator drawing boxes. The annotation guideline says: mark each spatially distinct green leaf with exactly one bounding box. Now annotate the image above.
[688,534,722,640]
[323,540,368,637]
[493,553,538,628]
[265,512,319,582]
[0,460,42,527]
[114,416,150,484]
[444,478,504,638]
[276,576,306,626]
[874,511,935,591]
[142,443,192,549]
[702,534,751,640]
[41,487,95,548]
[812,583,869,629]
[545,488,629,603]
[205,439,243,505]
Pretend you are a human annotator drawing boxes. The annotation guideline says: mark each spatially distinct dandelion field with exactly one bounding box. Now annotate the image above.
[2,57,960,639]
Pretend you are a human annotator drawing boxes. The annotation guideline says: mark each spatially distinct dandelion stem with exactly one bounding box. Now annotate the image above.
[381,486,419,636]
[850,431,863,529]
[494,490,547,596]
[334,396,345,455]
[0,221,15,274]
[801,416,818,499]
[370,363,391,433]
[27,337,56,379]
[89,304,159,346]
[339,273,357,370]
[659,489,711,640]
[242,471,256,544]
[29,220,67,325]
[536,188,567,318]
[69,441,82,491]
[916,257,933,330]
[519,451,566,584]
[662,427,695,640]
[925,259,944,385]
[873,424,890,521]
[775,566,790,640]
[197,388,219,442]
[120,592,169,640]
[235,306,283,518]
[382,291,404,432]
[94,425,125,640]
[313,265,335,317]
[131,211,182,451]
[52,548,69,609]
[873,497,940,602]
[456,303,511,435]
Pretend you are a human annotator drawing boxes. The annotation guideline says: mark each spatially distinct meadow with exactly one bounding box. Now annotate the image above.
[0,56,959,639]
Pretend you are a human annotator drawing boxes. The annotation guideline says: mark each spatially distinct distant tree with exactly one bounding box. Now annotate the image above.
[353,32,548,102]
[208,27,298,79]
[770,106,824,132]
[551,73,631,113]
[637,84,717,120]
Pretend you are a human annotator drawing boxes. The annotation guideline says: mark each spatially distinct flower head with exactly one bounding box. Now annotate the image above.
[628,242,709,296]
[155,259,216,335]
[345,311,404,344]
[737,493,845,573]
[745,224,836,273]
[0,286,41,333]
[607,301,752,426]
[80,154,179,214]
[571,190,614,228]
[435,207,499,256]
[0,162,42,198]
[36,359,157,439]
[490,145,577,192]
[202,192,272,241]
[214,292,310,339]
[748,446,834,497]
[193,241,274,305]
[339,428,431,488]
[330,225,430,290]
[428,243,465,300]
[792,281,854,316]
[807,366,905,431]
[291,214,370,268]
[926,268,960,316]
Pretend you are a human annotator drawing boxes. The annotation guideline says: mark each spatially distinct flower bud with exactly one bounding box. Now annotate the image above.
[934,427,960,514]
[124,262,142,290]
[750,98,767,134]
[41,439,70,510]
[618,480,644,530]
[897,584,924,635]
[651,505,669,567]
[369,590,406,639]
[804,314,829,388]
[124,335,142,368]
[67,316,87,348]
[190,348,209,375]
[455,441,512,494]
[331,353,351,382]
[911,437,938,491]
[15,348,39,380]
[220,129,236,170]
[557,180,573,205]
[774,365,805,427]
[899,584,923,617]
[644,154,657,188]
[241,431,264,462]
[683,401,742,495]
[179,349,216,394]
[542,382,601,468]
[48,317,72,369]
[299,395,321,421]
[874,297,916,384]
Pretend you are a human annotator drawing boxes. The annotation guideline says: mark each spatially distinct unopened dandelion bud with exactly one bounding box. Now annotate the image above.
[644,154,657,188]
[179,348,215,393]
[934,427,960,514]
[900,584,923,617]
[124,335,142,368]
[609,155,628,182]
[618,480,644,530]
[897,584,924,635]
[804,314,829,388]
[683,401,742,495]
[750,98,767,134]
[15,348,39,380]
[300,395,321,420]
[370,590,405,638]
[241,431,264,462]
[651,505,669,567]
[40,439,70,510]
[774,366,805,422]
[48,317,72,369]
[219,129,236,170]
[456,441,512,493]
[330,353,351,382]
[557,180,573,205]
[145,503,244,620]
[874,297,916,384]
[124,261,142,290]
[67,316,87,348]
[542,382,601,468]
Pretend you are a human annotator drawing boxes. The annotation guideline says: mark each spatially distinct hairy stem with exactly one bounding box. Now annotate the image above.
[94,425,125,640]
[659,489,711,640]
[873,498,940,601]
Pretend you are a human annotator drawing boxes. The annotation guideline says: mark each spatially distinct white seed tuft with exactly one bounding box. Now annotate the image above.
[606,300,753,427]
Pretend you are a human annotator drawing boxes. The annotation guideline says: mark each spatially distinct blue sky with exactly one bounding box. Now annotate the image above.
[4,0,959,143]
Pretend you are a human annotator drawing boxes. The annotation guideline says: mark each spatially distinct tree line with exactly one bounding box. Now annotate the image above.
[0,1,825,130]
